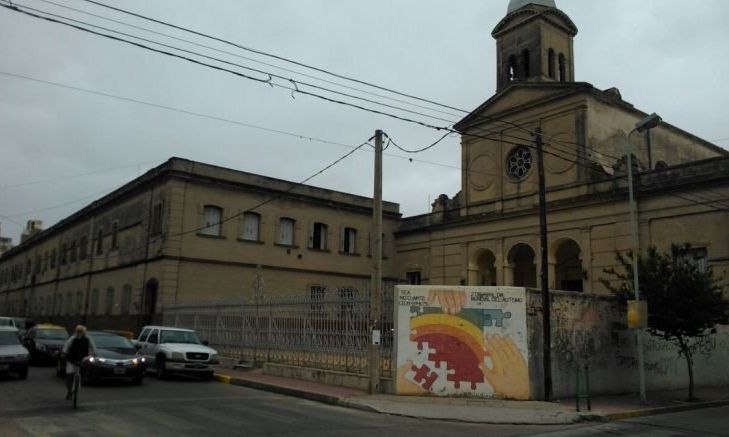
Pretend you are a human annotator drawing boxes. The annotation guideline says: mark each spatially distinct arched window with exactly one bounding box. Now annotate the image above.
[548,48,555,78]
[201,205,223,236]
[90,288,99,315]
[508,244,537,288]
[241,212,261,241]
[105,287,115,315]
[75,290,83,315]
[555,240,583,292]
[121,285,132,315]
[558,53,566,82]
[508,55,518,81]
[96,227,104,255]
[521,49,530,78]
[111,221,119,250]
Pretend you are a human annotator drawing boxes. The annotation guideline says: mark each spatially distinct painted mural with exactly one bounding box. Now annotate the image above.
[395,286,530,399]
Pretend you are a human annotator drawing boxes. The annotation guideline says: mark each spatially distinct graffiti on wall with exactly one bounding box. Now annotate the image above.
[395,286,530,399]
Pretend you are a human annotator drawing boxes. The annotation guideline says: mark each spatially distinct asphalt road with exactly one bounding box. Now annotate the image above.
[0,365,565,437]
[2,366,727,436]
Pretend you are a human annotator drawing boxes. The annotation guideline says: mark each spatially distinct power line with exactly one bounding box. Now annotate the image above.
[63,0,610,155]
[0,70,511,186]
[34,0,462,120]
[1,0,622,165]
[0,160,158,190]
[2,2,460,128]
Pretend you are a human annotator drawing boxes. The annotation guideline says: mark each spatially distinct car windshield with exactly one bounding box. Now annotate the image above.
[91,333,134,350]
[12,319,27,329]
[0,332,21,346]
[36,329,69,340]
[160,330,201,344]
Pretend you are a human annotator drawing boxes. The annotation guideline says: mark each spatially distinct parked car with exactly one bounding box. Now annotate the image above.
[57,331,145,385]
[11,318,34,338]
[0,317,16,329]
[23,324,69,364]
[135,326,218,380]
[0,327,30,379]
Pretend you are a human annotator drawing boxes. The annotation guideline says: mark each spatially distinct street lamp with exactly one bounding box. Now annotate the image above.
[626,112,662,404]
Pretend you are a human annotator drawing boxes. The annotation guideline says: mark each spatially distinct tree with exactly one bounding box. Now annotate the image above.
[600,246,729,401]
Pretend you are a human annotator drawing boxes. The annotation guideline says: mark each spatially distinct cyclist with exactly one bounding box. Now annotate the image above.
[62,325,96,400]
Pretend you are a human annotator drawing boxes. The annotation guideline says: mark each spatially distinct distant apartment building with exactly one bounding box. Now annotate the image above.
[20,220,43,243]
[0,223,12,257]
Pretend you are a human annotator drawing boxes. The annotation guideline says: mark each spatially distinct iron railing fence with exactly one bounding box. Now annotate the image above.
[163,286,394,377]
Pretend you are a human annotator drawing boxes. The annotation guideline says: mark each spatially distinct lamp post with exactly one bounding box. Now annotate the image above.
[626,112,661,404]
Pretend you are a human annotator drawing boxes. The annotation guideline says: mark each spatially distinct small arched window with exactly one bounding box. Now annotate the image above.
[521,49,530,79]
[508,55,518,81]
[548,48,555,78]
[558,53,566,82]
[241,212,261,241]
[278,218,295,246]
[201,205,223,236]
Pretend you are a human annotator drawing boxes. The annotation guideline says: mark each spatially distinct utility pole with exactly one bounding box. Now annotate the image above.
[369,129,383,395]
[536,127,552,401]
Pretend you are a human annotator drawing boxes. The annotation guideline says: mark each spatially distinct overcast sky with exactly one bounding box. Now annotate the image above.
[1,0,728,243]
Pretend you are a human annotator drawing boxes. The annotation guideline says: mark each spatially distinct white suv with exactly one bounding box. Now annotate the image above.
[135,326,219,380]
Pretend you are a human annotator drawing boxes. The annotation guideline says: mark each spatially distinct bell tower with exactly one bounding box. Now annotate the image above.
[492,0,578,91]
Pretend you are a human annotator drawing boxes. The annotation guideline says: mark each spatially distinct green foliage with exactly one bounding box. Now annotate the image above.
[601,245,729,341]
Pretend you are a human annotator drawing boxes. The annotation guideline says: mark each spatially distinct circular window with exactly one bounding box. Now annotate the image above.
[506,146,533,180]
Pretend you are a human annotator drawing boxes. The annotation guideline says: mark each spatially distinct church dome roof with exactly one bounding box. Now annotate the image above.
[507,0,557,14]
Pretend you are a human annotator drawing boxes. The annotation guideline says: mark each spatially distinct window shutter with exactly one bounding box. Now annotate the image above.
[339,226,345,252]
[308,222,314,248]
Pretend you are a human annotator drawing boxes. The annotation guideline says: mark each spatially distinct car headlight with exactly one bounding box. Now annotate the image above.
[131,358,140,366]
[88,356,96,363]
[35,343,47,352]
[210,353,219,361]
[170,352,184,361]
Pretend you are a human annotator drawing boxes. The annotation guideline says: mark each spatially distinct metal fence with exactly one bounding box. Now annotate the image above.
[162,287,394,377]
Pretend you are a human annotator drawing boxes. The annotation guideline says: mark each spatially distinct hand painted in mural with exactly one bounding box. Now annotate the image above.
[481,334,529,400]
[428,289,467,315]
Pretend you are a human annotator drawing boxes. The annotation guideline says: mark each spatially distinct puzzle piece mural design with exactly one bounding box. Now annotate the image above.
[481,309,512,327]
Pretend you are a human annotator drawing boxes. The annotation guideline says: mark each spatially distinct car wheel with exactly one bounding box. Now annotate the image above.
[156,356,167,379]
[18,366,28,379]
[132,376,144,386]
[202,372,214,381]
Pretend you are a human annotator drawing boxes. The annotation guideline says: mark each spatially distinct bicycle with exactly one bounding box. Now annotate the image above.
[70,364,81,409]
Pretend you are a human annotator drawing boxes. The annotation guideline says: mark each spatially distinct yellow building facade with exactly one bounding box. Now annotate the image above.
[395,0,729,294]
[1,0,728,332]
[0,158,401,329]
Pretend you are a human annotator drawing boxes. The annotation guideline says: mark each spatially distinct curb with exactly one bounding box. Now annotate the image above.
[214,373,729,424]
[214,372,349,408]
[579,399,729,422]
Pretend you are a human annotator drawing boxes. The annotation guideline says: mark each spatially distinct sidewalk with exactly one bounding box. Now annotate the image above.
[213,365,729,425]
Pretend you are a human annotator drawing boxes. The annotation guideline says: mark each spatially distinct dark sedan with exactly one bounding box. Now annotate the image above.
[57,331,145,385]
[24,325,69,364]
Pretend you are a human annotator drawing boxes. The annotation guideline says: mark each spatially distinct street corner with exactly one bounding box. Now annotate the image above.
[213,373,232,384]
